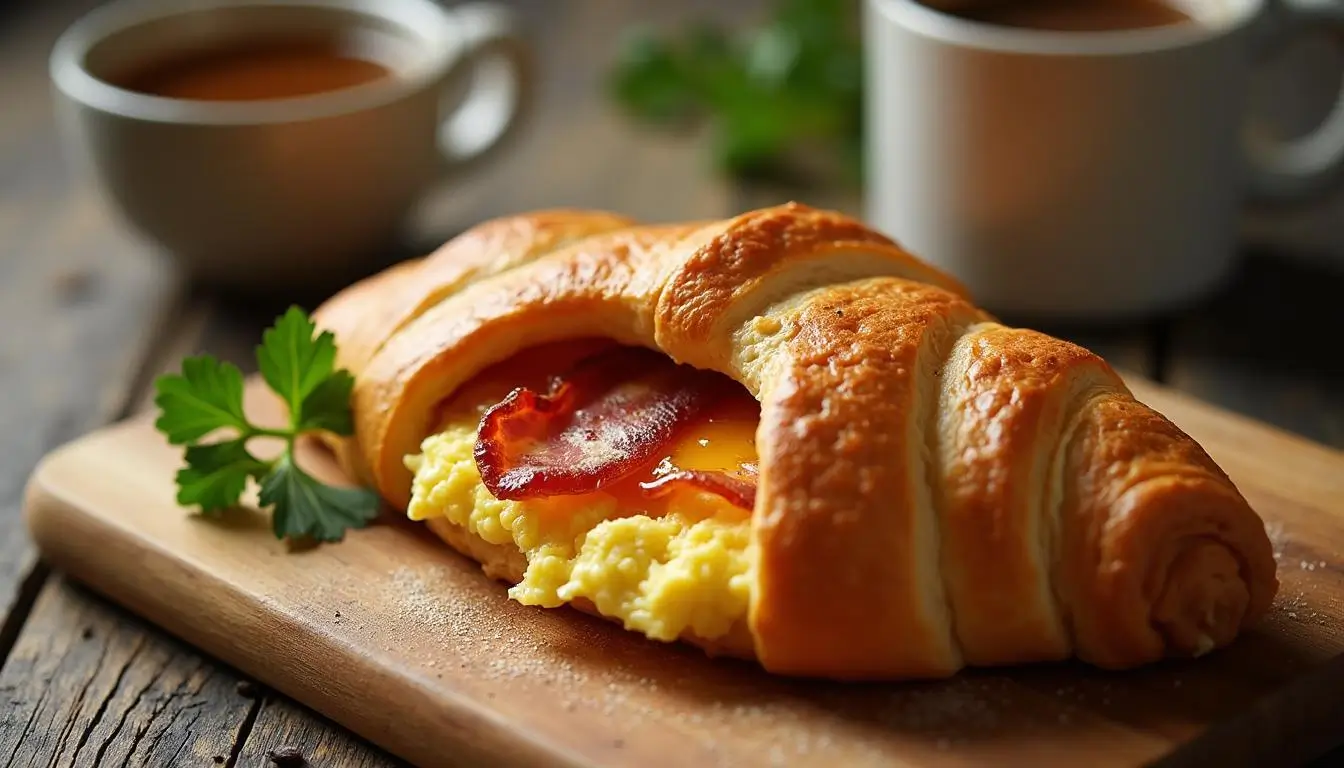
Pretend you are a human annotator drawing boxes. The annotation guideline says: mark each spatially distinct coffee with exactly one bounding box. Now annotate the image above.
[112,39,390,101]
[948,0,1191,31]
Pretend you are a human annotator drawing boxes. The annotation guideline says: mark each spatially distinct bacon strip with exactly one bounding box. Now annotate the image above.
[474,347,733,499]
[640,469,757,511]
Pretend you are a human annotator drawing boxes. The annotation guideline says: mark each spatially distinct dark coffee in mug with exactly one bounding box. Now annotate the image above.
[948,0,1192,31]
[111,38,391,101]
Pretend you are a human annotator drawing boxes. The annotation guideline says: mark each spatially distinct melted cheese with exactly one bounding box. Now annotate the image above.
[404,341,759,644]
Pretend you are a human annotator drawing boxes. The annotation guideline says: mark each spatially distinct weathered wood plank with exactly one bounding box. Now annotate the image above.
[0,0,182,657]
[0,576,255,768]
[236,698,408,768]
[2,299,403,767]
[1164,252,1344,449]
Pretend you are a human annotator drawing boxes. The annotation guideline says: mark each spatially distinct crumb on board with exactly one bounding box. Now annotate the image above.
[266,745,305,766]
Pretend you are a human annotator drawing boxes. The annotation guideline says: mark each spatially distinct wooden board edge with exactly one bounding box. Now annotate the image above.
[19,442,596,768]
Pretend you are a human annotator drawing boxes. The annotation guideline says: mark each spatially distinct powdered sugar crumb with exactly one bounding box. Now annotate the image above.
[1269,587,1334,625]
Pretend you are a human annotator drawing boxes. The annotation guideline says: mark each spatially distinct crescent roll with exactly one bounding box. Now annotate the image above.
[311,202,1279,680]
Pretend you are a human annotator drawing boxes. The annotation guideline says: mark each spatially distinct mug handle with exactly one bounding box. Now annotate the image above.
[1243,0,1344,203]
[436,2,533,170]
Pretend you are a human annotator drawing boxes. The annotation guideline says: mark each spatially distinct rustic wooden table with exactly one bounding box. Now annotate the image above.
[2,1,1342,766]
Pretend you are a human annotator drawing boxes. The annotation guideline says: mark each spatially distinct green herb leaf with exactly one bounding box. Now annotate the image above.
[174,438,269,514]
[296,369,356,436]
[153,355,250,444]
[606,0,863,183]
[256,305,339,428]
[257,454,381,543]
[154,306,379,545]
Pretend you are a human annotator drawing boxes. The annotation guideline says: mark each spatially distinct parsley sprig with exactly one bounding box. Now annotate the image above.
[608,0,863,184]
[153,306,381,543]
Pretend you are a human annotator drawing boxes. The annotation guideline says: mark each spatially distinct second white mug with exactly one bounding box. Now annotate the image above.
[862,0,1344,320]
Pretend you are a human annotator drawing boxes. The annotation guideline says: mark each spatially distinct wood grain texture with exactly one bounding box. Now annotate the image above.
[0,0,182,658]
[0,297,408,768]
[0,568,405,767]
[19,373,1344,768]
[237,699,409,768]
[0,576,254,768]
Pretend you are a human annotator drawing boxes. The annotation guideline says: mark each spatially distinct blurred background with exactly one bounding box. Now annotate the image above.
[5,0,1340,440]
[1,0,1342,764]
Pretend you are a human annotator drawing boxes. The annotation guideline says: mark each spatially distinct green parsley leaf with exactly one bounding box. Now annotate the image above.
[153,305,379,545]
[607,0,863,184]
[257,454,381,542]
[256,305,339,427]
[296,369,356,435]
[174,439,269,513]
[153,355,249,444]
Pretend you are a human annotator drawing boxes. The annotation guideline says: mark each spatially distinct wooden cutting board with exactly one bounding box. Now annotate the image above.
[21,373,1344,768]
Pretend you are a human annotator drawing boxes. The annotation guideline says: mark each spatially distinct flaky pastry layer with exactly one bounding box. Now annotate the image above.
[313,202,1279,680]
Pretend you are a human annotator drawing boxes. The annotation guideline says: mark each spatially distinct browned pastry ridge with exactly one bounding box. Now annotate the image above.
[311,202,1279,680]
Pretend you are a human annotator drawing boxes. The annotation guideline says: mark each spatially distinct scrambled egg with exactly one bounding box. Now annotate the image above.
[404,404,757,644]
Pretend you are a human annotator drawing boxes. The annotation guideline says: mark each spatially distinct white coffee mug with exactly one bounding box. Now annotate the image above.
[862,0,1344,319]
[50,0,532,294]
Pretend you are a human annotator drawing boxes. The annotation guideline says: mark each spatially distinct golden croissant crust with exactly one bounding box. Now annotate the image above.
[312,202,1279,680]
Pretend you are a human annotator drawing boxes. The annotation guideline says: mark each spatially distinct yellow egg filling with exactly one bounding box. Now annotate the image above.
[403,344,759,645]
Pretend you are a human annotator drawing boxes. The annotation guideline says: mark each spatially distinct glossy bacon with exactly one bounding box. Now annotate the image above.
[474,347,734,499]
[640,469,757,511]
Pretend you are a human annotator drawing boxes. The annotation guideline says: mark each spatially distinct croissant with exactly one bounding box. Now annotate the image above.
[311,202,1279,680]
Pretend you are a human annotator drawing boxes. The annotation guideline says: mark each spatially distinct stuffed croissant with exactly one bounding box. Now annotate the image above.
[311,203,1279,680]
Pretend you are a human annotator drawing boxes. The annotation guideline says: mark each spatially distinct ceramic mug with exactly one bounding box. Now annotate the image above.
[50,0,533,294]
[862,0,1344,320]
